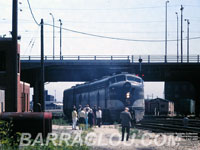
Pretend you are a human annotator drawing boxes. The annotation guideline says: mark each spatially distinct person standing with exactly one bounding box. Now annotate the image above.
[78,108,86,130]
[120,107,132,141]
[93,105,97,125]
[183,114,189,127]
[72,108,78,130]
[96,107,102,127]
[85,108,89,130]
[88,109,94,128]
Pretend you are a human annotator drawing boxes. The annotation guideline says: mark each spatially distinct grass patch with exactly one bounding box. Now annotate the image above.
[0,120,90,150]
[52,118,69,125]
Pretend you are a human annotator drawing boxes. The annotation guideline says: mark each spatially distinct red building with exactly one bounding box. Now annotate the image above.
[0,38,30,112]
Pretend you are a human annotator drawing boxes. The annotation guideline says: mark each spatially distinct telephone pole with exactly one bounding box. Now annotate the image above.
[10,0,18,112]
[40,19,45,112]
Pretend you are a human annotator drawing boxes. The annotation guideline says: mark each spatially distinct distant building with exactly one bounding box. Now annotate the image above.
[44,90,63,110]
[44,90,55,105]
[45,102,63,110]
[30,90,62,111]
[145,98,174,116]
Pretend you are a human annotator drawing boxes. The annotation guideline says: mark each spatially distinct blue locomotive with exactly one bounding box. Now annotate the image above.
[63,73,145,122]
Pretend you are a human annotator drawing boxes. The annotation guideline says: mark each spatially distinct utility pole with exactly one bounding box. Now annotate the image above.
[165,0,169,62]
[11,0,18,112]
[40,19,45,112]
[185,19,190,63]
[180,5,184,63]
[59,19,62,60]
[175,12,179,62]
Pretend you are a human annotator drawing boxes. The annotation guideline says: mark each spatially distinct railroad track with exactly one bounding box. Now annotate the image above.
[135,116,200,139]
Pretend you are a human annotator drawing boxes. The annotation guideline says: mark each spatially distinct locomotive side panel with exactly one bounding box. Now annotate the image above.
[76,93,81,108]
[81,93,88,107]
[99,88,106,108]
[89,90,98,107]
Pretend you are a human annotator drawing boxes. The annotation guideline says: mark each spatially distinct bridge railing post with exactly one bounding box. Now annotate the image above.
[111,56,113,60]
[198,55,199,63]
[148,55,150,63]
[127,56,129,61]
[78,56,80,60]
[131,55,134,63]
[45,56,47,60]
[94,56,96,60]
[29,56,31,60]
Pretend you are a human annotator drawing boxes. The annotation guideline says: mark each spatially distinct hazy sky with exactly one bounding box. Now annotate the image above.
[0,0,199,101]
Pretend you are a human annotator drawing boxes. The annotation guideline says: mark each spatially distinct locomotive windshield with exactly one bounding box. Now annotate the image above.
[109,77,116,84]
[116,75,126,82]
[127,76,142,83]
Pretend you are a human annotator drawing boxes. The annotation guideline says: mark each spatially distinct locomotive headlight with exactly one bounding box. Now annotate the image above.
[126,92,130,99]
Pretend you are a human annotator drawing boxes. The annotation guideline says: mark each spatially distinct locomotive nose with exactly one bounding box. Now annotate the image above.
[123,82,131,89]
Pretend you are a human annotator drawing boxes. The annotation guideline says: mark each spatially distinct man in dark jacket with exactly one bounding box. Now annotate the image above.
[120,107,132,141]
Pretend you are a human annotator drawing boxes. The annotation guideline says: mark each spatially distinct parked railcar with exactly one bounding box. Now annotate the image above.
[63,73,145,122]
[145,98,174,116]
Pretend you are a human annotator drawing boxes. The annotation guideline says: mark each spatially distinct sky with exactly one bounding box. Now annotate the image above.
[0,0,199,101]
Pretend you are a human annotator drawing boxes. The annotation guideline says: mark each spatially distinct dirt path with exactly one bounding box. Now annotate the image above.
[52,125,200,150]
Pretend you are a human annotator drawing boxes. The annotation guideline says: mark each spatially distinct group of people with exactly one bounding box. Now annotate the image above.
[71,104,102,130]
[72,105,133,142]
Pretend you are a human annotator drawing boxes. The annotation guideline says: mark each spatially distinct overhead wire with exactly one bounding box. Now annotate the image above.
[44,23,200,42]
[26,0,200,43]
[26,0,40,26]
[23,26,40,55]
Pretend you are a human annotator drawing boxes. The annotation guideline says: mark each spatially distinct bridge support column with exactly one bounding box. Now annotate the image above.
[193,82,200,118]
[33,80,43,112]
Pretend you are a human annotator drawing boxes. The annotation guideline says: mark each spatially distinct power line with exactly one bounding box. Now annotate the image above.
[23,26,40,55]
[44,23,200,42]
[26,0,40,26]
[21,4,200,11]
[21,5,166,11]
[25,1,200,43]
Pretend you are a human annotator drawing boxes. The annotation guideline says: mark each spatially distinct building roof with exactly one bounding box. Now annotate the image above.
[147,97,173,103]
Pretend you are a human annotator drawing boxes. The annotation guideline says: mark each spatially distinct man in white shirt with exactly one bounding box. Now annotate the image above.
[96,107,102,127]
[72,108,78,130]
[78,108,86,130]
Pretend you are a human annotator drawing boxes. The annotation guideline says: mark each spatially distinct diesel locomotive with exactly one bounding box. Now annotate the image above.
[63,73,145,122]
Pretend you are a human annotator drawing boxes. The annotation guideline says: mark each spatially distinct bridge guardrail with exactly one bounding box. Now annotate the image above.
[20,55,200,63]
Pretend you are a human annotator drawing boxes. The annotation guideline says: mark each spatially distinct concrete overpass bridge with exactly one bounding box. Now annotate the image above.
[20,55,200,116]
[21,55,200,82]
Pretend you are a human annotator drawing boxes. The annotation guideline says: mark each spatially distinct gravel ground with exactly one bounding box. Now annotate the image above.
[52,125,200,150]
